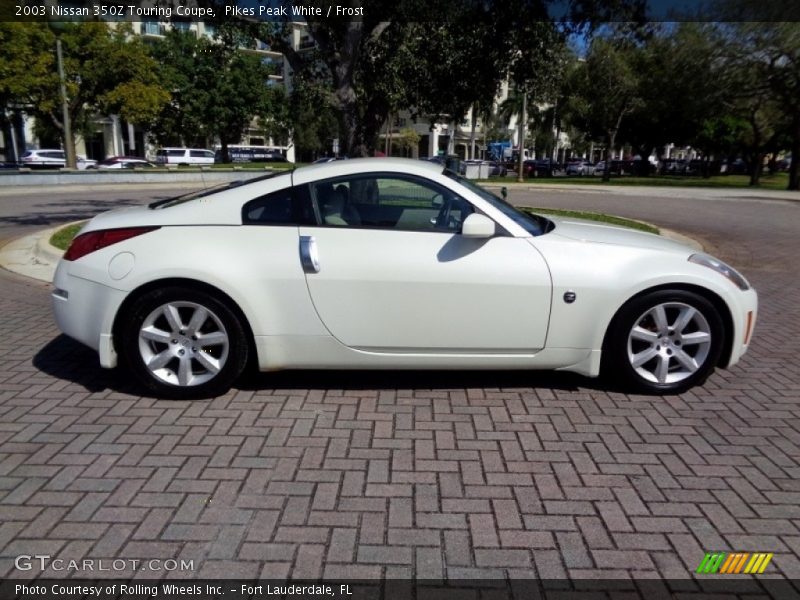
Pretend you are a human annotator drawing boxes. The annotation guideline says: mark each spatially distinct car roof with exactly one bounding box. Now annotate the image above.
[291,157,442,185]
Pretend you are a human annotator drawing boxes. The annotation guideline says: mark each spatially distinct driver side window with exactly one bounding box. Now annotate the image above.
[309,174,473,233]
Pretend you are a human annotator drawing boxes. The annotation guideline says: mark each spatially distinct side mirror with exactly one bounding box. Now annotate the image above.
[501,186,508,199]
[461,213,496,239]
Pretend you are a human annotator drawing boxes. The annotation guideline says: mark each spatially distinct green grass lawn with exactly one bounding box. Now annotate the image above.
[482,173,792,190]
[50,222,85,250]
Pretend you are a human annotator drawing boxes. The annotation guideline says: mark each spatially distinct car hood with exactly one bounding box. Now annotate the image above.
[544,216,692,255]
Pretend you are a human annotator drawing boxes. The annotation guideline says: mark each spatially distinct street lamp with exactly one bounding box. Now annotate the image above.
[48,20,77,169]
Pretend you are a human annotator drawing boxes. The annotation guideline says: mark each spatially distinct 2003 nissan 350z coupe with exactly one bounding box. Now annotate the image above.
[52,158,757,399]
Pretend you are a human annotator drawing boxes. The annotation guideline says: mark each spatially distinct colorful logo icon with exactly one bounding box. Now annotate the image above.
[696,552,773,574]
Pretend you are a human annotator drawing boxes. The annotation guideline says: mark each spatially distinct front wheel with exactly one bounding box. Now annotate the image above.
[119,287,249,399]
[603,290,725,394]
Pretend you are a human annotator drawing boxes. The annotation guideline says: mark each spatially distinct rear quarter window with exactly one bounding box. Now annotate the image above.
[242,186,314,226]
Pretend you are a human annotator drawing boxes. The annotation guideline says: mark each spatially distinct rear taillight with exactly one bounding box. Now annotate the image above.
[63,227,159,261]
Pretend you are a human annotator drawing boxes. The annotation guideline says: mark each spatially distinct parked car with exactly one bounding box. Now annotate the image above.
[565,160,595,176]
[19,149,96,170]
[312,156,349,164]
[593,160,636,176]
[154,148,215,166]
[54,158,757,399]
[522,159,558,178]
[487,160,507,177]
[90,156,158,170]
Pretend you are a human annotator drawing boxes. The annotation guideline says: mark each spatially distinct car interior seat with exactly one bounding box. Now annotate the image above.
[321,188,349,226]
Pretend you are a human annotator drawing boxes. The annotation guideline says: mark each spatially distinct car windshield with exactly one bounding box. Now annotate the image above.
[149,170,292,209]
[443,170,551,236]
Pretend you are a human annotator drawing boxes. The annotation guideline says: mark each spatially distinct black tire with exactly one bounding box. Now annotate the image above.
[602,289,725,395]
[119,286,249,399]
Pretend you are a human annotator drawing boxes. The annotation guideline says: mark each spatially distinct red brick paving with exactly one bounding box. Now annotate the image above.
[0,190,799,582]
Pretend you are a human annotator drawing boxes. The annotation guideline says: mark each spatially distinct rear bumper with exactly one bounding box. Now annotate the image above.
[52,262,125,368]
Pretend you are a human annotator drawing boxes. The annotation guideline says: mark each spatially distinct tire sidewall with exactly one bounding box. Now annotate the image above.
[604,289,725,395]
[120,286,248,399]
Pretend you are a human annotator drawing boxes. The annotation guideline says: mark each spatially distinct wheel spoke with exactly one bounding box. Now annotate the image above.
[655,354,670,383]
[162,304,183,333]
[631,326,659,343]
[177,356,192,386]
[148,350,173,370]
[139,299,231,388]
[631,346,659,367]
[194,351,221,374]
[673,306,696,335]
[673,348,699,372]
[680,331,711,345]
[651,304,668,332]
[197,331,227,346]
[187,307,208,335]
[140,326,172,344]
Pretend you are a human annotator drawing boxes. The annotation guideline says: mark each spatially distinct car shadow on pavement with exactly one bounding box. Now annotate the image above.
[35,334,608,398]
[238,366,600,393]
[33,335,141,395]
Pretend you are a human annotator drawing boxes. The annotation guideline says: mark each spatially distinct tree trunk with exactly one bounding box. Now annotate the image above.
[384,112,391,156]
[789,115,800,191]
[516,91,527,183]
[749,152,763,186]
[603,130,615,182]
[469,105,477,160]
[220,138,230,164]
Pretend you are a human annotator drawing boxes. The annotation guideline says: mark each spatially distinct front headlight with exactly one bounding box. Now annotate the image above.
[688,253,750,290]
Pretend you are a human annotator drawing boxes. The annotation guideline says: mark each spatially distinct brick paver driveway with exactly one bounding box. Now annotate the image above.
[0,185,798,587]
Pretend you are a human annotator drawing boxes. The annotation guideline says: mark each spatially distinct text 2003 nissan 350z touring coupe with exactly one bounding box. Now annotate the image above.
[52,158,757,399]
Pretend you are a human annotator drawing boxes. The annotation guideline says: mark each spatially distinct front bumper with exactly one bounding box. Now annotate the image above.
[725,287,758,368]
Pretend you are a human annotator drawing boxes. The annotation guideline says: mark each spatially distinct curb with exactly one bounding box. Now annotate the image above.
[659,227,703,251]
[36,227,69,264]
[0,222,72,283]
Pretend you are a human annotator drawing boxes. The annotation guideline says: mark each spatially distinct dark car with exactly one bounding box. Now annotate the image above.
[522,158,559,178]
[487,160,507,177]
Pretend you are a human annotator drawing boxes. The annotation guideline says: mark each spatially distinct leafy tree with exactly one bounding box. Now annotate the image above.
[287,75,340,160]
[150,26,287,162]
[396,127,420,157]
[254,0,641,157]
[568,38,642,180]
[722,20,800,188]
[0,22,168,157]
[617,23,725,174]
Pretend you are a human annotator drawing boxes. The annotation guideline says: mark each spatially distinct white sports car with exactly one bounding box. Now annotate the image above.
[52,158,757,399]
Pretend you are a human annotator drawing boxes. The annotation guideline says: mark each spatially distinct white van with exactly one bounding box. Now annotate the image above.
[154,148,215,166]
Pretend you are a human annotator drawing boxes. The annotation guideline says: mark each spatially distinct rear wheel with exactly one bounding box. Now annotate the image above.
[120,287,248,399]
[603,289,724,394]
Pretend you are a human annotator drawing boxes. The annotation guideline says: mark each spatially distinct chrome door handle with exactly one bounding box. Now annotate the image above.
[299,235,320,273]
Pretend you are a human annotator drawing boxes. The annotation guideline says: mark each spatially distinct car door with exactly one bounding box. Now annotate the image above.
[297,173,552,353]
